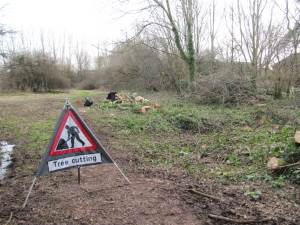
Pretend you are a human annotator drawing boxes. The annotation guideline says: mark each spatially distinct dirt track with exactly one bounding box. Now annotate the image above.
[0,94,202,225]
[1,131,299,225]
[1,148,202,225]
[0,93,299,225]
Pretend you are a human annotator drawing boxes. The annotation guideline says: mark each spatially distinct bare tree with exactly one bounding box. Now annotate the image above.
[208,0,216,73]
[155,0,196,85]
[284,0,300,95]
[74,43,90,81]
[235,0,268,92]
[124,0,198,88]
[194,3,207,57]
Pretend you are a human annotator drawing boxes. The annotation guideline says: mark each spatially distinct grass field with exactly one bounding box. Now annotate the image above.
[0,90,300,224]
[95,92,300,186]
[1,90,300,185]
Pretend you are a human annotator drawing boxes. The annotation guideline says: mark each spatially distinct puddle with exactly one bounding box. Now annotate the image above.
[0,141,15,180]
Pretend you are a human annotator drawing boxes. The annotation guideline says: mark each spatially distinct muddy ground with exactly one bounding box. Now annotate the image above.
[0,92,299,225]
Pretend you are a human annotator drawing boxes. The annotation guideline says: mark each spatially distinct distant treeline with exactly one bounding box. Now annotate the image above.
[0,0,299,104]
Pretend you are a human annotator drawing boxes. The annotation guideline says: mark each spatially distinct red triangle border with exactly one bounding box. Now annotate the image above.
[49,110,97,156]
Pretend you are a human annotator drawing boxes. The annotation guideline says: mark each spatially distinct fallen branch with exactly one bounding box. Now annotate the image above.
[188,189,224,202]
[277,161,300,169]
[208,214,272,224]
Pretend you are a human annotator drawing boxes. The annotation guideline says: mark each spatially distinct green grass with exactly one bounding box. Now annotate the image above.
[87,93,300,186]
[1,90,299,186]
[0,90,105,176]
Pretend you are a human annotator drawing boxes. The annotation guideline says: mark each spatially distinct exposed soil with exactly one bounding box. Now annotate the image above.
[0,94,299,225]
[0,133,202,225]
[0,129,299,225]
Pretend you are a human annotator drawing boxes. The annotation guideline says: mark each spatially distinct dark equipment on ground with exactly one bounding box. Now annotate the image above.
[107,91,119,102]
[84,97,93,107]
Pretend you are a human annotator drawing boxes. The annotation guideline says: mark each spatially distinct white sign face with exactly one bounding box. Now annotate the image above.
[48,153,102,172]
[56,116,93,150]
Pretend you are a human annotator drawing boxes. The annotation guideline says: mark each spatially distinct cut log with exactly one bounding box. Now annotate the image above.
[294,131,300,144]
[139,106,152,114]
[267,157,285,170]
[153,103,161,109]
[135,96,145,103]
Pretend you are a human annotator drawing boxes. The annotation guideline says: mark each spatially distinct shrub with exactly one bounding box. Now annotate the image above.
[192,73,254,106]
[97,40,188,92]
[77,73,100,90]
[98,41,162,91]
[169,114,222,134]
[3,52,71,92]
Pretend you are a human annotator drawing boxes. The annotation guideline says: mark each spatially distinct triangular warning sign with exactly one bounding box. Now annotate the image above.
[36,103,113,176]
[49,109,97,156]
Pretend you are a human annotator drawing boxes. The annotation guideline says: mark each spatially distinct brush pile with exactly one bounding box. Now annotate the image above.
[103,91,160,114]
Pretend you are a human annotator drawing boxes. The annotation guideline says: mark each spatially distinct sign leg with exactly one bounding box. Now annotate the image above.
[78,166,81,185]
[113,161,131,184]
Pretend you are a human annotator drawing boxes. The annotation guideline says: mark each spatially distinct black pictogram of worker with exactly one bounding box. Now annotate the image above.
[65,125,85,148]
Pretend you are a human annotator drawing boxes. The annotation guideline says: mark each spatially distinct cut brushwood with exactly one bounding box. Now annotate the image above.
[208,214,272,224]
[277,161,300,169]
[116,94,134,103]
[188,189,224,202]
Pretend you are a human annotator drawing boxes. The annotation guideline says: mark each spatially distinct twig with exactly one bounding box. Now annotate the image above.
[4,212,13,225]
[208,214,272,224]
[277,161,300,169]
[188,189,224,202]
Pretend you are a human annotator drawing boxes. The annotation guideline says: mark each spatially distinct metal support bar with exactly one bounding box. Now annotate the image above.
[113,161,131,184]
[22,176,37,208]
[64,98,71,109]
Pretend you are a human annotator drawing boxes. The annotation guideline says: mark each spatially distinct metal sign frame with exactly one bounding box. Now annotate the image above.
[36,101,113,176]
[22,100,130,208]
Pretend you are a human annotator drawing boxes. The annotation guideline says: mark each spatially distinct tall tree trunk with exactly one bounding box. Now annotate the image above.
[186,0,196,84]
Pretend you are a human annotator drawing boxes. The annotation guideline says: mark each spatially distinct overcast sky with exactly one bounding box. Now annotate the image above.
[0,0,234,44]
[0,0,296,56]
[1,0,137,50]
